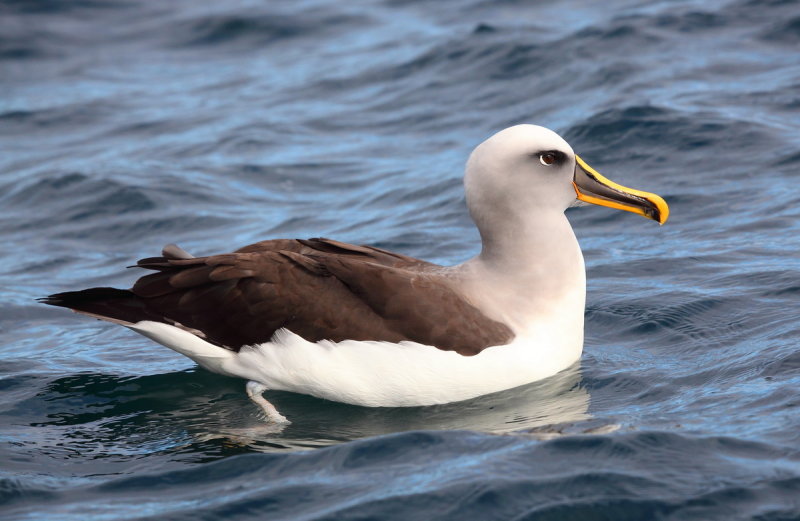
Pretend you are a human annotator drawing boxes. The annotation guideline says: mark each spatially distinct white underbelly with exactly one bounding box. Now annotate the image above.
[241,330,582,406]
[130,315,583,407]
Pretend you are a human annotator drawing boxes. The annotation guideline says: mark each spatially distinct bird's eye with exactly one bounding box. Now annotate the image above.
[539,152,557,166]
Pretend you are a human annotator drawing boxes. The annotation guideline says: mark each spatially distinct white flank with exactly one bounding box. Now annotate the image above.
[128,306,583,408]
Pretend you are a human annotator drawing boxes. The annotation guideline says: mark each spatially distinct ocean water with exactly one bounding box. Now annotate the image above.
[2,0,800,519]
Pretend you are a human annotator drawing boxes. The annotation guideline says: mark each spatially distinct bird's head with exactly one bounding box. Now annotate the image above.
[464,124,669,226]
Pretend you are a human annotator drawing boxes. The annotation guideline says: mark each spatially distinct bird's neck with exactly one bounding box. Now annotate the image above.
[458,211,586,333]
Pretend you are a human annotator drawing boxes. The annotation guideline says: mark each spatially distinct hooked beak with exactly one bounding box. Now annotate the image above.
[572,155,669,224]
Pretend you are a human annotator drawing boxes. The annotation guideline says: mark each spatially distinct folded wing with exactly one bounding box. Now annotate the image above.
[43,238,513,355]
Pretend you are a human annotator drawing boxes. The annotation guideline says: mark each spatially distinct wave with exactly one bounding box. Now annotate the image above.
[3,430,798,520]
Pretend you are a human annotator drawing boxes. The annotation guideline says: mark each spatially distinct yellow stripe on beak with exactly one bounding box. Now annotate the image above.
[572,155,669,224]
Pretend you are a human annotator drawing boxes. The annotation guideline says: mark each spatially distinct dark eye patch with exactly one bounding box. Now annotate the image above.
[532,150,566,165]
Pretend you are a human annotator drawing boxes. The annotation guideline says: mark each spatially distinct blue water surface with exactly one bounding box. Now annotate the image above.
[2,0,800,519]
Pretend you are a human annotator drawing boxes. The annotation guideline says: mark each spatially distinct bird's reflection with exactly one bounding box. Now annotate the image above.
[188,362,593,452]
[33,363,596,456]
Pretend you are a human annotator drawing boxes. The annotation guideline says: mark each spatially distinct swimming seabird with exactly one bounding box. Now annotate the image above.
[42,125,668,423]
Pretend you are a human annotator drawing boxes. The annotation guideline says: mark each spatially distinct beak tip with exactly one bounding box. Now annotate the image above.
[653,196,670,225]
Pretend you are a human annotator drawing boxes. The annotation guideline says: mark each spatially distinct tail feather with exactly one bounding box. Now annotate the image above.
[40,287,159,325]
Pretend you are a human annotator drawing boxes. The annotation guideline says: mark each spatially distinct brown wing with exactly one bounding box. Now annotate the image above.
[44,238,513,355]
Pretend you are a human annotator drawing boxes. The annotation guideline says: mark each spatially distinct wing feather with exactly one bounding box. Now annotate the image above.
[47,238,513,355]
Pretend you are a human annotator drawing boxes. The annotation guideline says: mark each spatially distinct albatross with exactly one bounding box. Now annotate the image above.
[42,124,668,423]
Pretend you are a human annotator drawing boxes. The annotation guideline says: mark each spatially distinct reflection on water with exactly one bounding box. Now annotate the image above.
[17,363,590,457]
[191,363,591,451]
